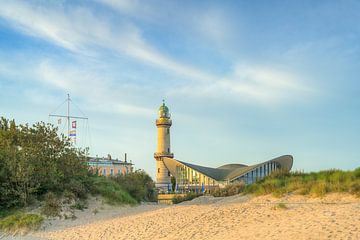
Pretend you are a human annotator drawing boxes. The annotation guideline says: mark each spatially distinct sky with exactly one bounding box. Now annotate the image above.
[0,0,359,178]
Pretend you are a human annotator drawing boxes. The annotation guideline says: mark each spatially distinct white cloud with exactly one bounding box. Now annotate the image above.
[36,61,153,117]
[170,64,312,104]
[0,0,312,106]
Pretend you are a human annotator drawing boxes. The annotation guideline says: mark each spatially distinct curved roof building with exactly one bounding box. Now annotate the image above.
[154,102,293,191]
[162,155,293,190]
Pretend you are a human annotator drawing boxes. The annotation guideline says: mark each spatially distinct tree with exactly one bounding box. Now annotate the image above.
[0,117,90,210]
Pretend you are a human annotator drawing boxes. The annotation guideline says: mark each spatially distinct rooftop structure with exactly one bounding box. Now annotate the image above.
[88,153,134,177]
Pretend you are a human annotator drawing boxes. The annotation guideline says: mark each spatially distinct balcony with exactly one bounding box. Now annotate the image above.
[156,118,172,126]
[154,152,174,158]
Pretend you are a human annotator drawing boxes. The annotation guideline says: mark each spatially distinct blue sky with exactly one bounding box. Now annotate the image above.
[0,0,359,178]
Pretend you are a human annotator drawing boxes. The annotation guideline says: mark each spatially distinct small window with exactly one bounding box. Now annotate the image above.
[158,168,160,173]
[103,169,106,175]
[167,128,170,134]
[110,169,114,176]
[168,171,171,176]
[168,148,170,153]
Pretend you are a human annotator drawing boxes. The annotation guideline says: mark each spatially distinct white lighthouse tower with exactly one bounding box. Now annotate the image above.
[154,100,173,190]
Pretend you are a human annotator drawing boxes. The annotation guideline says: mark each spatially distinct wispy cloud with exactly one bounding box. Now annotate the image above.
[0,0,312,106]
[170,64,312,104]
[36,60,153,117]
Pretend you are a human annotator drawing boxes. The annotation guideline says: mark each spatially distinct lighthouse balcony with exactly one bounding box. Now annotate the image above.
[156,119,172,126]
[154,152,174,158]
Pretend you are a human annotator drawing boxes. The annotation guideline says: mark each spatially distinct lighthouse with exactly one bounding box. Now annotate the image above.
[154,100,173,190]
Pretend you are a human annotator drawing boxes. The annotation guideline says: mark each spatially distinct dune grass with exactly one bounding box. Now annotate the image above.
[90,176,137,205]
[172,192,202,204]
[0,212,43,235]
[244,168,360,197]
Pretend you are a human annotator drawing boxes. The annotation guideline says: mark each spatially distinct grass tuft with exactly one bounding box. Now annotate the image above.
[0,212,43,235]
[273,203,288,210]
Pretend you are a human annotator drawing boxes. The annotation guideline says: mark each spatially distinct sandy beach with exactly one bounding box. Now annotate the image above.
[20,193,358,240]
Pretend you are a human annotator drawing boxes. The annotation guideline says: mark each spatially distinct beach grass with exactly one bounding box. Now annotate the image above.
[245,167,360,197]
[0,212,43,235]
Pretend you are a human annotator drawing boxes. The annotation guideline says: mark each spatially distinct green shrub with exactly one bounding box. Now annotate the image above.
[0,118,90,212]
[354,168,360,179]
[212,182,245,197]
[41,192,61,217]
[172,192,202,204]
[0,212,43,235]
[114,170,157,202]
[90,176,137,205]
[64,179,88,199]
[70,200,88,211]
[350,182,360,196]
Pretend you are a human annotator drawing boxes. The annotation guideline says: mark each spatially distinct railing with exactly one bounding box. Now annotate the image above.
[156,118,172,125]
[154,152,174,158]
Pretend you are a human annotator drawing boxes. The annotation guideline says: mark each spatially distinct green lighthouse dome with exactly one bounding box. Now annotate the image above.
[159,100,170,118]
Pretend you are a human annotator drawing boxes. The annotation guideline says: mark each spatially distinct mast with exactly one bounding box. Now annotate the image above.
[67,93,70,137]
[49,94,88,139]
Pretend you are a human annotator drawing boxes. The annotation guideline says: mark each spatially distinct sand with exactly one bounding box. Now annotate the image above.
[34,193,360,240]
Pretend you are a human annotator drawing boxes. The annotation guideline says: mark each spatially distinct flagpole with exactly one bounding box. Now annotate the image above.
[67,93,70,138]
[49,94,88,144]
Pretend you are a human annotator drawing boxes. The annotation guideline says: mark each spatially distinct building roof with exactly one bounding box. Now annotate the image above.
[87,157,133,165]
[162,155,293,182]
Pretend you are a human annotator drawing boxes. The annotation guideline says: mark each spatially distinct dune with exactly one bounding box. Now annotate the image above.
[36,193,360,240]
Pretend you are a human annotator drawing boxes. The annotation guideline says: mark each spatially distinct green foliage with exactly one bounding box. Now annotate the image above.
[0,117,90,211]
[90,176,137,205]
[70,200,88,211]
[211,182,245,197]
[172,192,202,204]
[41,192,61,217]
[114,170,157,202]
[0,212,43,235]
[0,117,157,230]
[245,168,360,197]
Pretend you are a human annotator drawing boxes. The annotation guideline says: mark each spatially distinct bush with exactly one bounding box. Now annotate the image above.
[0,118,90,211]
[0,213,43,235]
[350,182,360,196]
[172,193,202,204]
[70,200,88,211]
[90,176,137,205]
[114,170,157,202]
[41,192,61,217]
[212,182,245,197]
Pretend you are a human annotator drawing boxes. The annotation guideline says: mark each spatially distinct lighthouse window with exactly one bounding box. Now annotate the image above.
[168,171,171,176]
[168,148,170,152]
[158,168,160,173]
[167,129,170,134]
